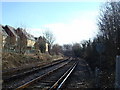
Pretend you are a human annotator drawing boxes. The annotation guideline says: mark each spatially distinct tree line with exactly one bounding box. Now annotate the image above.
[59,1,119,88]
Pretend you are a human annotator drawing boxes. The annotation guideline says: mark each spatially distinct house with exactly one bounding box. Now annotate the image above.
[3,25,19,51]
[0,26,2,59]
[26,34,35,48]
[16,28,35,53]
[0,25,8,48]
[15,28,27,53]
[45,43,49,52]
[0,26,2,52]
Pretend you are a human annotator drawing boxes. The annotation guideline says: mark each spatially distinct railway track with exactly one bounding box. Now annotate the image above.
[3,58,69,79]
[16,59,78,90]
[2,58,72,89]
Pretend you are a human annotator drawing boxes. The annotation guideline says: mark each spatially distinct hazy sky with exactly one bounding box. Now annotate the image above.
[2,2,103,45]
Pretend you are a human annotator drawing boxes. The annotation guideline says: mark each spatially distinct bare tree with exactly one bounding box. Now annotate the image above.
[79,2,120,88]
[43,30,55,46]
[52,44,62,55]
[72,43,82,57]
[62,44,73,57]
[98,2,120,56]
[43,30,55,54]
[16,28,27,54]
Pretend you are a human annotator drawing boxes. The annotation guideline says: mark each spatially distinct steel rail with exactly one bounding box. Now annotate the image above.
[49,62,77,90]
[15,60,71,90]
[3,59,69,82]
[57,63,77,89]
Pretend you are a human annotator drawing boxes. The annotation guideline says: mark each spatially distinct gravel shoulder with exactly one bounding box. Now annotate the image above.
[63,58,94,89]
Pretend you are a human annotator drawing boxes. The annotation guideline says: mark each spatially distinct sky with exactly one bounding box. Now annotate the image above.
[2,2,103,45]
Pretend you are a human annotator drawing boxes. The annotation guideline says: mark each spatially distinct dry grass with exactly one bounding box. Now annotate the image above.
[2,52,63,70]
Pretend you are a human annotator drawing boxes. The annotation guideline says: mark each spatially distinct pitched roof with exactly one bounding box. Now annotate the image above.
[0,25,2,34]
[6,25,18,38]
[17,28,35,41]
[27,34,35,41]
[0,24,8,36]
[23,30,35,41]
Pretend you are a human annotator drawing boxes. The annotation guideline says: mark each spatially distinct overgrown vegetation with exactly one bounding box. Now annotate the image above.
[82,2,119,88]
[2,1,119,88]
[62,1,120,88]
[2,52,63,70]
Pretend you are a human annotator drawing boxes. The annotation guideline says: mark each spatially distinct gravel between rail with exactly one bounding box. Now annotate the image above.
[27,59,77,89]
[2,58,93,89]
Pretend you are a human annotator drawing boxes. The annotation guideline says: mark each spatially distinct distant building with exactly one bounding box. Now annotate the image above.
[0,26,2,53]
[16,28,35,53]
[26,34,35,48]
[1,24,50,55]
[0,25,2,61]
[45,43,49,52]
[3,25,19,51]
[16,28,27,53]
[0,25,8,48]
